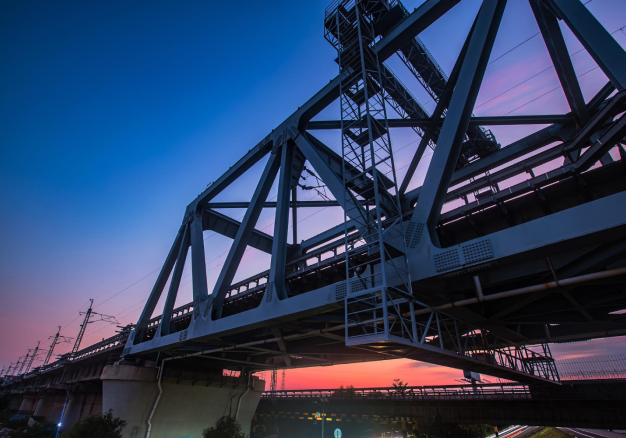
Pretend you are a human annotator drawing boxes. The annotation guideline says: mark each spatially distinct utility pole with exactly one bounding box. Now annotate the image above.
[44,327,61,366]
[24,341,40,374]
[270,370,277,393]
[70,299,118,357]
[71,300,94,356]
[44,326,72,366]
[6,362,16,376]
[17,351,31,375]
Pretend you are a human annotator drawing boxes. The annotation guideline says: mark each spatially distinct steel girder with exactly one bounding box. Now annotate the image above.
[306,115,573,130]
[125,0,626,383]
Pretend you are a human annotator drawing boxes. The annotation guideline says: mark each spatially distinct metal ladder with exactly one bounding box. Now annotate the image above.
[325,0,418,348]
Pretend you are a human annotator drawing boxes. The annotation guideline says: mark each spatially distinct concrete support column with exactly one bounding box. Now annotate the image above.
[61,392,85,431]
[18,395,38,414]
[33,392,66,423]
[8,396,22,411]
[60,391,101,430]
[102,363,265,438]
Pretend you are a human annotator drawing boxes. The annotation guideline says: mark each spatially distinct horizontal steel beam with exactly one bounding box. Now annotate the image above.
[204,208,278,255]
[206,201,339,208]
[306,115,572,130]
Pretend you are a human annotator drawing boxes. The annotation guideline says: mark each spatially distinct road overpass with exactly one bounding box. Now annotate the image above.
[252,381,626,437]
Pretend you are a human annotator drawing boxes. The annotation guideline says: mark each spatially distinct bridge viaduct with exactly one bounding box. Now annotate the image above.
[252,381,626,437]
[3,347,625,436]
[3,0,626,436]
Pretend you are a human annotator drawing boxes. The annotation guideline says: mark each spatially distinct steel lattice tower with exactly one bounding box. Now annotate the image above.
[325,0,418,347]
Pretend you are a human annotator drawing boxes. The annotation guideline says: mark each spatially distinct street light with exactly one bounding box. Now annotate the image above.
[313,400,325,438]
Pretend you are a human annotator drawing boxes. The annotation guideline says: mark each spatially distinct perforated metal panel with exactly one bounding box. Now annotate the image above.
[368,245,380,256]
[335,282,347,301]
[434,249,460,272]
[462,239,493,264]
[350,278,367,294]
[265,282,274,303]
[405,222,425,249]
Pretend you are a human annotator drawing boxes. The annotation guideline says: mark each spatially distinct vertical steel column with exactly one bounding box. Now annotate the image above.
[546,0,626,90]
[134,225,185,343]
[291,187,298,245]
[211,153,281,318]
[530,0,589,127]
[159,224,191,336]
[190,210,210,315]
[410,0,507,244]
[268,142,295,301]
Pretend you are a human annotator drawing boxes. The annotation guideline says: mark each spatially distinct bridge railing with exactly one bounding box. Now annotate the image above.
[262,383,532,401]
[3,328,132,384]
[557,355,626,381]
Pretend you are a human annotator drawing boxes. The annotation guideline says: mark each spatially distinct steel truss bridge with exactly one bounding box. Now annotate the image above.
[34,0,626,386]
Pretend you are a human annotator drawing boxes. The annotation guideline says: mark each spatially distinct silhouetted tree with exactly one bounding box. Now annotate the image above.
[61,410,126,438]
[392,378,409,395]
[333,385,356,398]
[203,416,246,438]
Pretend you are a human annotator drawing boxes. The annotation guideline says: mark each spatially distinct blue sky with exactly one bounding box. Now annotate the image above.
[1,0,625,382]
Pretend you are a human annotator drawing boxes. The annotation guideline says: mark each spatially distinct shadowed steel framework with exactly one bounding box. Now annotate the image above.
[121,0,626,385]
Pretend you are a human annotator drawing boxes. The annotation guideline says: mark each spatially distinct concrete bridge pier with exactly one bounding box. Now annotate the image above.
[33,391,67,423]
[61,389,102,429]
[102,362,265,438]
[17,394,38,415]
[7,395,22,411]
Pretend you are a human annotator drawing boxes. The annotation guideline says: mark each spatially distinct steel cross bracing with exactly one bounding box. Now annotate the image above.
[120,0,626,385]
